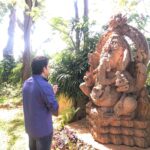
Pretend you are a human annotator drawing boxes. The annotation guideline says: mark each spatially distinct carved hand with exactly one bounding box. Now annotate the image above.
[115,71,129,92]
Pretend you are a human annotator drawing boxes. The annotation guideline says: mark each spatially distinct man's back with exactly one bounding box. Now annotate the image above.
[22,75,58,138]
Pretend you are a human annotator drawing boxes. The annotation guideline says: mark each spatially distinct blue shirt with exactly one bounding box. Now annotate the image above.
[22,75,58,138]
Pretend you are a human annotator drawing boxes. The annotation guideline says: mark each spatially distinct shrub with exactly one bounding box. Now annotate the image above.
[56,93,79,128]
[9,62,22,84]
[2,56,15,82]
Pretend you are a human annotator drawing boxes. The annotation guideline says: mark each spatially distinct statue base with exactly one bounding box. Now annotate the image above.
[87,106,150,148]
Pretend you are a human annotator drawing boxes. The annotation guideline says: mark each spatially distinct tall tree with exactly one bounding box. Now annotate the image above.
[83,0,89,50]
[73,0,89,51]
[22,0,33,81]
[83,0,88,18]
[74,0,80,51]
[22,0,45,81]
[2,2,16,82]
[3,4,16,58]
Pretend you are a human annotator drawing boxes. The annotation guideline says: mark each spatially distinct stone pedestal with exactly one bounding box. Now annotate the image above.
[87,106,150,148]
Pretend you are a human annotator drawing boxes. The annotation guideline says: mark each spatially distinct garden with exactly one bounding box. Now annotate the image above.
[0,0,150,150]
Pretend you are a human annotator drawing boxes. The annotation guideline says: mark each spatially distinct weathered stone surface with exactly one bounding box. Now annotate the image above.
[80,13,150,148]
[87,112,150,147]
[65,119,150,150]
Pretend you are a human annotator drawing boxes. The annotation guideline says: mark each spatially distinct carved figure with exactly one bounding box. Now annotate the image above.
[80,14,150,148]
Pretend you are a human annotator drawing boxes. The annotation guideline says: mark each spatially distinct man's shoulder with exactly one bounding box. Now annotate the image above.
[27,76,33,81]
[23,77,33,87]
[34,75,51,87]
[24,76,33,84]
[34,76,53,94]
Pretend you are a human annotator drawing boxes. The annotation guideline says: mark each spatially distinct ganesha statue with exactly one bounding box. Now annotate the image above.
[80,14,150,148]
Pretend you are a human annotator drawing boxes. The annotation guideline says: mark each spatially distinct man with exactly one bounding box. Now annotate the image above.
[22,56,59,150]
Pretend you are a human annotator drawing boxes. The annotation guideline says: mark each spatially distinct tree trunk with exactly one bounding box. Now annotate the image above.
[83,0,89,50]
[3,6,16,58]
[84,0,88,18]
[22,0,33,81]
[74,0,80,51]
[2,6,16,82]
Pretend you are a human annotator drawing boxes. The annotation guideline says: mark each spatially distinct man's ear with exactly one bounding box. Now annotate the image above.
[42,67,46,73]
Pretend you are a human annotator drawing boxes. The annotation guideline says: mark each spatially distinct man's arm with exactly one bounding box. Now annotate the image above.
[41,83,59,116]
[52,108,59,116]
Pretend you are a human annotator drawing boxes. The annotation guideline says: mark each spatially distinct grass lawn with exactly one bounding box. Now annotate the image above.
[0,108,28,150]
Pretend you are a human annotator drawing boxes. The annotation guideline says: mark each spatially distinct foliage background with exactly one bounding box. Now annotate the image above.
[0,0,150,120]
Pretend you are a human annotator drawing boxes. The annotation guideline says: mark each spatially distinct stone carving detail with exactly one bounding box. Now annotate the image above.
[80,14,150,148]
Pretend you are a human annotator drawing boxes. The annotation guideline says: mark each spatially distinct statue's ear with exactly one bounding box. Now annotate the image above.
[118,48,130,71]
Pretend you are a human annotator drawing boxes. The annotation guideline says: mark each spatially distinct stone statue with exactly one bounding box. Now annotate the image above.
[80,14,150,148]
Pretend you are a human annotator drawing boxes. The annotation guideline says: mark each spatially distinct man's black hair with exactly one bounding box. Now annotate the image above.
[31,56,49,75]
